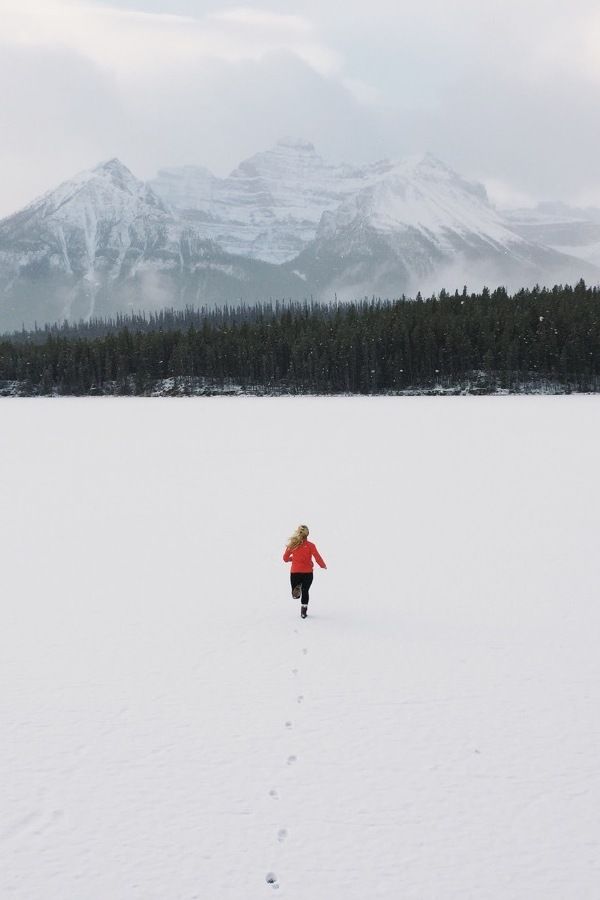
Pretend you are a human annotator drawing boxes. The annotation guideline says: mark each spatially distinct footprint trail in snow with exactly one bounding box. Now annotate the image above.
[264,616,310,890]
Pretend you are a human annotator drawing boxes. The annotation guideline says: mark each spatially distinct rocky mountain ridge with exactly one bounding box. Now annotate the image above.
[0,142,598,330]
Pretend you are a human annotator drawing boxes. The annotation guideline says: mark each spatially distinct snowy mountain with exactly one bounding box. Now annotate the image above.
[151,137,372,264]
[0,159,170,324]
[287,154,598,298]
[0,159,307,330]
[0,144,598,330]
[503,202,600,270]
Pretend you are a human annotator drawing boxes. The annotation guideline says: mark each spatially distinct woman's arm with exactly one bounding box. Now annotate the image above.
[283,547,293,562]
[312,545,327,569]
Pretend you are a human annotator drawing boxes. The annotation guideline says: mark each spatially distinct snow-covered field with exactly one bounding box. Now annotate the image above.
[2,397,600,899]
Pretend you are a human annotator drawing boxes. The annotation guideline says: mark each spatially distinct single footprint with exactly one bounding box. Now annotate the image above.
[297,695,304,704]
[269,789,279,800]
[277,828,288,843]
[266,872,279,890]
[291,668,298,676]
[285,721,292,729]
[287,755,297,766]
[302,648,308,656]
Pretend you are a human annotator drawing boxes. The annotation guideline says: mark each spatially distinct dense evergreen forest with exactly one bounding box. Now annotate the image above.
[1,281,600,395]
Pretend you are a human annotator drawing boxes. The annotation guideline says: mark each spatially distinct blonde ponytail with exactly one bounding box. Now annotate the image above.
[286,524,309,550]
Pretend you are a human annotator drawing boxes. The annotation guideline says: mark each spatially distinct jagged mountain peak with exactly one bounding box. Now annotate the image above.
[380,151,450,175]
[93,157,134,175]
[149,141,508,265]
[321,151,494,239]
[231,137,325,179]
[16,157,169,225]
[150,138,375,264]
[2,141,597,331]
[89,157,148,192]
[408,151,454,172]
[381,152,490,203]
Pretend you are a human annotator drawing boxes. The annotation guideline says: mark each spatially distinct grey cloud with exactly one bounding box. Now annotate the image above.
[1,0,600,216]
[0,42,126,215]
[0,43,388,217]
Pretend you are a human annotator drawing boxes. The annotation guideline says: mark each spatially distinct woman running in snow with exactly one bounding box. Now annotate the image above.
[283,525,326,618]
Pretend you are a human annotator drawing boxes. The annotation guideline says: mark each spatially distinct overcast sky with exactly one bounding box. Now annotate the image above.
[1,0,599,218]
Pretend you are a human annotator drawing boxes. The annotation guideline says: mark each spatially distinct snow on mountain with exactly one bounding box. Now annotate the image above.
[149,164,217,213]
[0,143,598,330]
[0,159,174,325]
[289,153,598,298]
[316,153,512,244]
[155,145,599,301]
[21,157,168,222]
[151,137,373,264]
[0,158,308,330]
[2,157,170,266]
[151,147,536,270]
[503,202,600,269]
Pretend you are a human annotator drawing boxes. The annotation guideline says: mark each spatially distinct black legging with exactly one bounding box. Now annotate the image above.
[291,572,313,604]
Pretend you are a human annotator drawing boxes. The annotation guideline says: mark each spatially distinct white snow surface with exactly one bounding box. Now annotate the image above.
[2,397,600,899]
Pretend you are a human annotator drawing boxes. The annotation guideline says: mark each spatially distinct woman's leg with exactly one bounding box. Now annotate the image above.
[290,573,303,597]
[301,573,314,605]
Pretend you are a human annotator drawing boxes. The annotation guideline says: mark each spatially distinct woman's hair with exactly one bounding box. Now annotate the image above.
[286,524,309,550]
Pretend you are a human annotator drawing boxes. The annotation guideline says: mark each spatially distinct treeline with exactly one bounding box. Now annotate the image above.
[1,281,600,395]
[6,302,289,344]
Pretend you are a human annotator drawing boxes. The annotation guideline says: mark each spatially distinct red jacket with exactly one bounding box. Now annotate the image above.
[283,540,326,573]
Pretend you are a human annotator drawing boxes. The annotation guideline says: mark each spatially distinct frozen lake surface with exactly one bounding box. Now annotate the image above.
[2,397,600,899]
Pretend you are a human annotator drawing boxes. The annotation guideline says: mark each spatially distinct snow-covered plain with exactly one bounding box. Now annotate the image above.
[2,397,600,899]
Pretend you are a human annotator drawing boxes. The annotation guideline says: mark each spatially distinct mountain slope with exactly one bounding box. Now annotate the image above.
[289,155,599,298]
[151,137,372,264]
[0,159,174,326]
[503,202,600,269]
[0,160,308,330]
[1,146,598,330]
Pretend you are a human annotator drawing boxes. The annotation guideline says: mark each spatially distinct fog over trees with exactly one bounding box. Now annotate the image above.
[1,281,599,396]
